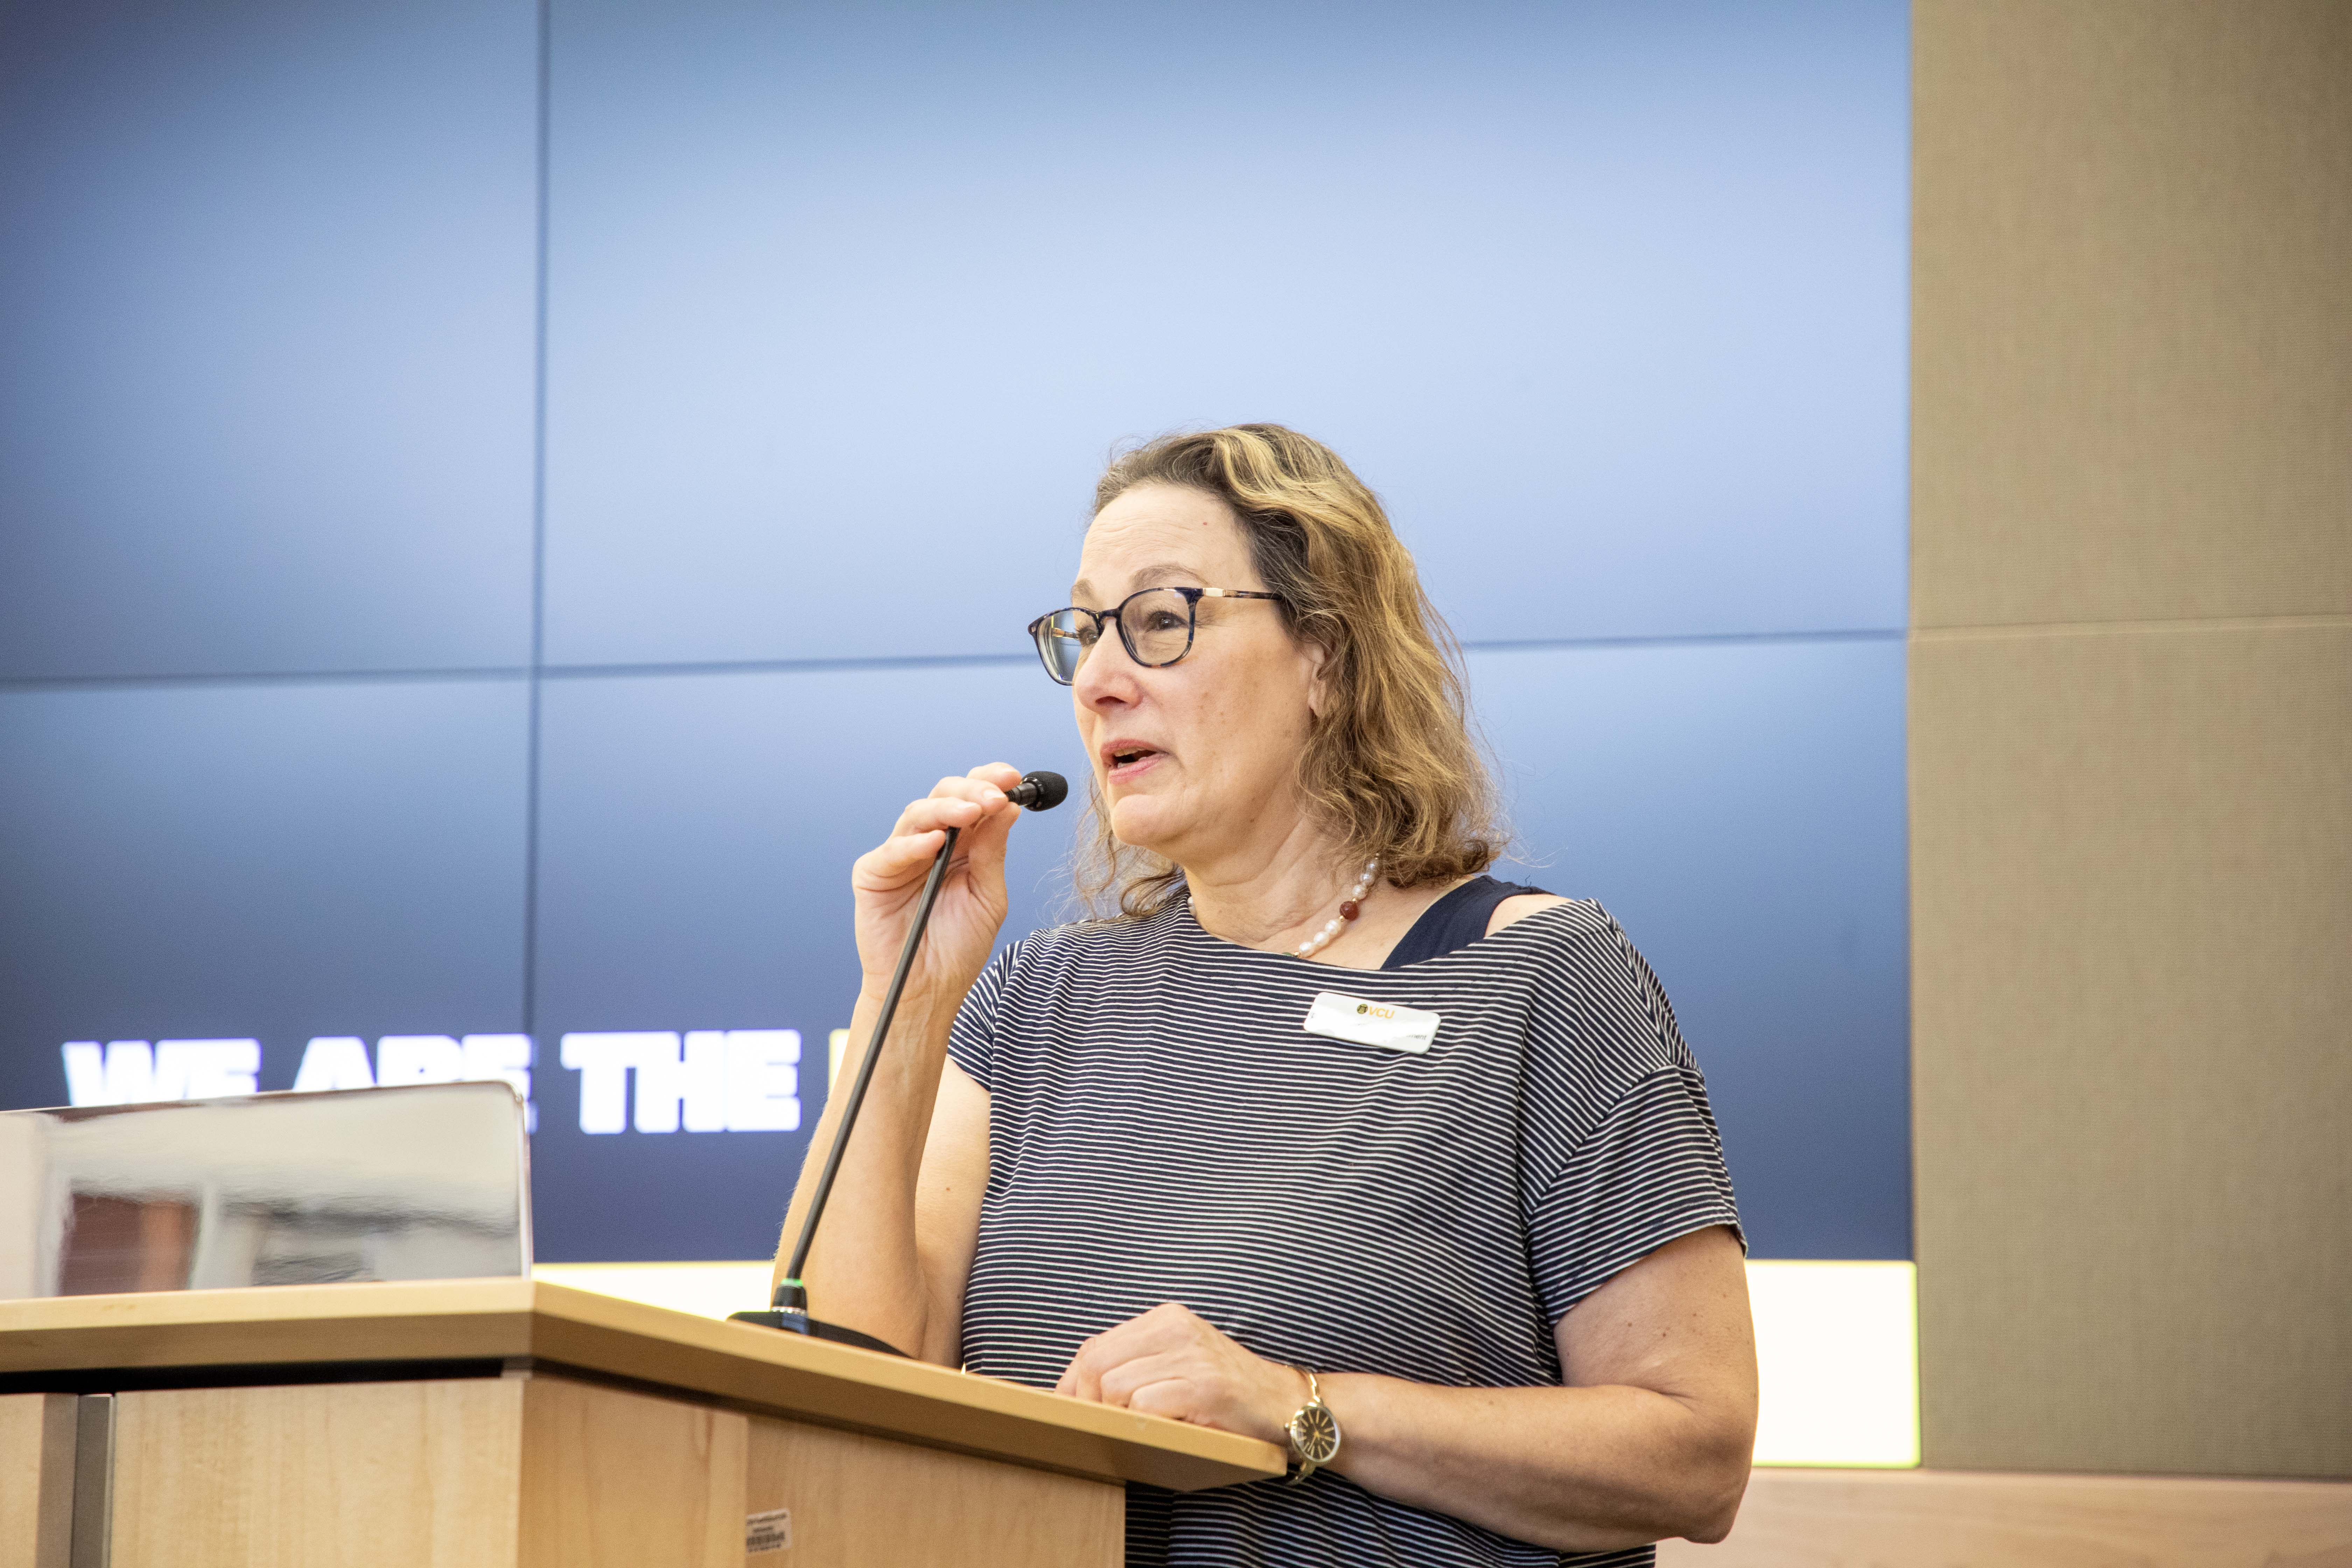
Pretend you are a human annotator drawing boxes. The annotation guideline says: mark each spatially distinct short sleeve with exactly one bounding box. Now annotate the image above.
[944,940,1022,1092]
[1526,1066,1744,1323]
[1519,909,1743,1323]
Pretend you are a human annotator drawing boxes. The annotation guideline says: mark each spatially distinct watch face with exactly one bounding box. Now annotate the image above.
[1290,1403,1340,1465]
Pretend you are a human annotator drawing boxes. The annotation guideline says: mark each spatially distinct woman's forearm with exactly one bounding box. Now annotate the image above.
[772,987,957,1358]
[1055,1239,1754,1549]
[1318,1373,1750,1552]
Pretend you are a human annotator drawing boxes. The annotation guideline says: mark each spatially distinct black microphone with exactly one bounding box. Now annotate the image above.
[1004,769,1068,811]
[732,766,1068,1355]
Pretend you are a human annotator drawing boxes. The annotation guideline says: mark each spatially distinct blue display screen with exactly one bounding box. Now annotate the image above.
[0,0,1910,1263]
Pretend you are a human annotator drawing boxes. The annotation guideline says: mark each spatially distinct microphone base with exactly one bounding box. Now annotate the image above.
[727,1307,908,1358]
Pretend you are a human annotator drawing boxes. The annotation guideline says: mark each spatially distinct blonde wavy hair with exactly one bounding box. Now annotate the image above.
[1076,424,1502,917]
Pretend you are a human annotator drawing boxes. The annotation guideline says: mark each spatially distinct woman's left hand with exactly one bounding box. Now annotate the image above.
[1055,1302,1307,1444]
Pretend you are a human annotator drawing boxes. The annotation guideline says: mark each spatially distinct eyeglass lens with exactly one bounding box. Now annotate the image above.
[1034,588,1196,683]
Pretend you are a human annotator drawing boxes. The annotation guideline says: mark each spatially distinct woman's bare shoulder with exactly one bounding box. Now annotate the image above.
[1486,890,1573,938]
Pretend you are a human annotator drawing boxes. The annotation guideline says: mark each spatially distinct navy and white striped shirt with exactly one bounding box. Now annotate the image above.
[948,893,1742,1568]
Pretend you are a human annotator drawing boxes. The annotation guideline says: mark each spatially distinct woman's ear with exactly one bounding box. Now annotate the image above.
[1302,636,1334,720]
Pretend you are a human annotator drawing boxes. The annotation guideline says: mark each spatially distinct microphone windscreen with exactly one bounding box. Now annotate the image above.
[1017,770,1069,811]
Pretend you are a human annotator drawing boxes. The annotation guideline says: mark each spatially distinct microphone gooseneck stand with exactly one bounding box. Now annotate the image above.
[731,770,1066,1355]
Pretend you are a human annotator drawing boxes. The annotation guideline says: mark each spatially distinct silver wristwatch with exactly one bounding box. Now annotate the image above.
[1282,1366,1342,1485]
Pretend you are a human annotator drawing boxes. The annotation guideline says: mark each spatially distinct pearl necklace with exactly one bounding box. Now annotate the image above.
[1294,859,1380,959]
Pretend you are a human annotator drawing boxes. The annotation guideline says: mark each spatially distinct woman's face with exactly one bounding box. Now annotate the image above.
[1069,483,1324,869]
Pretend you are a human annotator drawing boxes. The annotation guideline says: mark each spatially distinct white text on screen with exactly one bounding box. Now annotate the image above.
[58,1030,807,1136]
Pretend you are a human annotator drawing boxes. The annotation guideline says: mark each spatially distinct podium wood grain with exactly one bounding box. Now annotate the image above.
[0,1393,75,1568]
[110,1380,524,1568]
[518,1377,744,1568]
[1,1283,1276,1567]
[0,1280,1282,1492]
[745,1414,1122,1567]
[93,1373,1119,1568]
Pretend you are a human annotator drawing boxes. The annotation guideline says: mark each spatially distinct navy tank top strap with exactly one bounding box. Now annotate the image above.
[1380,875,1552,969]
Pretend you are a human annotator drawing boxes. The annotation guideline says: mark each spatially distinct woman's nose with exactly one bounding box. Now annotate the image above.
[1072,628,1142,707]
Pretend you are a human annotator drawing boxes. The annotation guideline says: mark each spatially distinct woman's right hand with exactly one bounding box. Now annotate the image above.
[849,763,1027,1010]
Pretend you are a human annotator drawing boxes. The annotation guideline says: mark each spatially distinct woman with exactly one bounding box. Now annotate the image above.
[776,425,1756,1565]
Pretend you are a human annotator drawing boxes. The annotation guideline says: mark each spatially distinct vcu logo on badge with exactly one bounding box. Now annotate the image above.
[1307,991,1439,1055]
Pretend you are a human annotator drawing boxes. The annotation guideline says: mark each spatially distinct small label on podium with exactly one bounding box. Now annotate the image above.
[747,1507,793,1553]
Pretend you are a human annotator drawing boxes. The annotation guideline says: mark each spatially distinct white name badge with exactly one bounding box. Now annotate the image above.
[1302,991,1442,1055]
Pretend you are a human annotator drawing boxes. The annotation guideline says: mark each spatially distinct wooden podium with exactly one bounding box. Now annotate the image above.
[0,1279,1284,1568]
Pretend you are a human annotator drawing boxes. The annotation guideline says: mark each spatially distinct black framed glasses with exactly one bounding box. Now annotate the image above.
[1027,586,1286,685]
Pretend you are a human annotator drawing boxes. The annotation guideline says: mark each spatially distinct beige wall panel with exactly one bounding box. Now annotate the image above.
[1658,1467,2352,1567]
[1911,621,2352,1475]
[110,1378,525,1568]
[744,1413,1122,1568]
[0,1394,74,1568]
[1913,0,2352,629]
[518,1375,745,1568]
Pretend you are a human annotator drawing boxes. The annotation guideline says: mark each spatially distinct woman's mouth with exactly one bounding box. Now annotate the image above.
[1102,744,1164,780]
